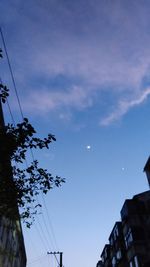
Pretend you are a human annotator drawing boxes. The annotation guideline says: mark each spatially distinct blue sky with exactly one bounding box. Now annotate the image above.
[0,1,150,267]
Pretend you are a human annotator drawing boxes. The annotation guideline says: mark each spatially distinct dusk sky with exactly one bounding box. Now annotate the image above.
[0,1,150,267]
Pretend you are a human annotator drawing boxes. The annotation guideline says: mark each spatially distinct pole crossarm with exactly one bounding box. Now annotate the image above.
[47,252,62,254]
[47,251,63,267]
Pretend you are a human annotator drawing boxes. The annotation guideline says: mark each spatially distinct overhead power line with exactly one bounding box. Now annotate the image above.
[0,27,24,119]
[0,26,61,263]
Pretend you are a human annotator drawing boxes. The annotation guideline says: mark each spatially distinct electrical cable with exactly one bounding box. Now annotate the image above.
[6,98,15,125]
[36,194,56,250]
[0,75,49,254]
[0,28,66,267]
[54,253,60,266]
[0,27,24,119]
[27,254,49,266]
[42,193,59,250]
[0,27,61,260]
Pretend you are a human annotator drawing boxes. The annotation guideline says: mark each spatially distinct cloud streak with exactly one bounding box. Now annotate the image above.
[100,88,150,126]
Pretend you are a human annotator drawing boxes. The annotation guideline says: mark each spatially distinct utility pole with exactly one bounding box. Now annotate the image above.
[47,251,63,267]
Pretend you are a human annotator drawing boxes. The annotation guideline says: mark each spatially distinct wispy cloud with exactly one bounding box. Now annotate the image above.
[1,1,150,125]
[100,88,150,126]
[22,86,93,113]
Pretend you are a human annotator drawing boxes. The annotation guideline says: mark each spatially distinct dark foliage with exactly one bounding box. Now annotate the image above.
[0,50,65,227]
[5,119,65,227]
[0,83,9,103]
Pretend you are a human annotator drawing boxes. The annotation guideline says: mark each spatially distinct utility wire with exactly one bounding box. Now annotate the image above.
[36,194,56,250]
[27,254,49,266]
[0,26,60,257]
[0,27,24,119]
[34,216,50,251]
[6,98,15,125]
[42,193,59,250]
[54,253,60,266]
[0,76,49,253]
[0,28,64,267]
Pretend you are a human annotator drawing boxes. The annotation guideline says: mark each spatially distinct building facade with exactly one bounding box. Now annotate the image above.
[97,158,150,267]
[0,216,26,267]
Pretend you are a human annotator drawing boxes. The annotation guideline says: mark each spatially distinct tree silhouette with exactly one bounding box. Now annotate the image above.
[0,50,65,227]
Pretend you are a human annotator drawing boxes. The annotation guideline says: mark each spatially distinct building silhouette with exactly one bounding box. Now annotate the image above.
[97,158,150,267]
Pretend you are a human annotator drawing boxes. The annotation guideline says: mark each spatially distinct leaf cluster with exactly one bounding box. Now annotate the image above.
[0,83,9,103]
[5,118,56,162]
[2,118,65,227]
[0,50,9,103]
[0,50,65,227]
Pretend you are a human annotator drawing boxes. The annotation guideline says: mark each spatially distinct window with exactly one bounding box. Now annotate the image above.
[113,225,119,240]
[110,237,113,246]
[116,249,122,260]
[104,248,107,259]
[124,227,133,249]
[129,256,139,267]
[112,257,116,267]
[134,256,139,267]
[101,255,104,263]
